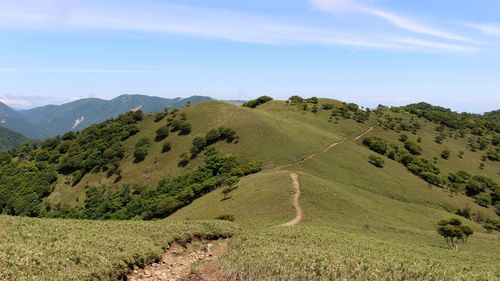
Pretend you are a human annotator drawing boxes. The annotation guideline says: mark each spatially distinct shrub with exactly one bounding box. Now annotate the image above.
[155,126,169,141]
[161,142,172,153]
[404,140,422,155]
[368,155,385,168]
[455,208,471,219]
[486,150,499,161]
[308,97,319,104]
[215,214,235,221]
[399,134,408,142]
[441,150,450,160]
[178,152,190,167]
[170,120,191,135]
[133,138,150,163]
[473,193,490,207]
[362,137,389,155]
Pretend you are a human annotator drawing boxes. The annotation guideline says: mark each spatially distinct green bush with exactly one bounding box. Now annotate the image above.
[154,126,169,141]
[441,150,450,160]
[368,155,385,168]
[133,138,150,163]
[404,140,422,155]
[243,96,273,108]
[161,142,172,153]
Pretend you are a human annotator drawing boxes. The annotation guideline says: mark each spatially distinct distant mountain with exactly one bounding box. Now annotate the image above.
[0,102,47,139]
[0,126,29,151]
[19,95,212,137]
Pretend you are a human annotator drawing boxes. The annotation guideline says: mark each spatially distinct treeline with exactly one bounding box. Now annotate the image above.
[0,111,143,216]
[45,151,261,220]
[401,102,500,134]
[287,95,370,123]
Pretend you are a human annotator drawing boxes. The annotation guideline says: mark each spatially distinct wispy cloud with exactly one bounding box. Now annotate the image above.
[0,68,176,74]
[309,0,469,42]
[466,23,500,37]
[0,0,478,54]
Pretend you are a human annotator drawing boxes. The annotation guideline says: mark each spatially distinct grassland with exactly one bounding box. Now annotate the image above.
[171,100,500,280]
[4,99,499,280]
[0,215,237,281]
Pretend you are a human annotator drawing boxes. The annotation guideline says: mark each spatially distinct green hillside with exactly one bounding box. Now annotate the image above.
[0,126,28,151]
[0,97,498,280]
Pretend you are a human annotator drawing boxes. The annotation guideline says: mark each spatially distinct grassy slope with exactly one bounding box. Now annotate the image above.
[34,99,499,279]
[0,215,236,281]
[48,100,367,206]
[172,102,500,280]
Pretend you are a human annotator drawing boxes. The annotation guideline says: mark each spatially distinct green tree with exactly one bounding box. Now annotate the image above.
[437,219,474,250]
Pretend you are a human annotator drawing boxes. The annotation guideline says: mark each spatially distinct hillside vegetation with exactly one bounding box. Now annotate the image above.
[0,97,499,280]
[0,126,28,151]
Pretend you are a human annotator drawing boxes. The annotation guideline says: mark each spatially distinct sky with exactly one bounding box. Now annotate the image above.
[0,0,499,113]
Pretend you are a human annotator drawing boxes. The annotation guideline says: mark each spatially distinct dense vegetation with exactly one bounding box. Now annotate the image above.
[46,151,261,220]
[0,111,143,216]
[363,135,499,214]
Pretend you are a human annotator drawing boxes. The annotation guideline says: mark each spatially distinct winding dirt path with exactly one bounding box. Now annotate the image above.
[281,173,302,227]
[280,125,374,227]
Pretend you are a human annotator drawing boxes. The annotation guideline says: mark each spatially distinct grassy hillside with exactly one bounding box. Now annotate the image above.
[171,98,499,280]
[1,97,498,280]
[0,215,236,281]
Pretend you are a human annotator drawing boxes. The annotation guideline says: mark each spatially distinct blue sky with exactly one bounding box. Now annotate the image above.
[0,0,499,112]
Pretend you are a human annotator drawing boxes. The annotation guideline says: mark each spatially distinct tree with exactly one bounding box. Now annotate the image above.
[288,95,303,104]
[242,96,273,108]
[437,219,474,250]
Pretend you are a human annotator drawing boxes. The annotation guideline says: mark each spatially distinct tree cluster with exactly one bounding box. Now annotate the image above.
[242,96,273,108]
[437,219,473,250]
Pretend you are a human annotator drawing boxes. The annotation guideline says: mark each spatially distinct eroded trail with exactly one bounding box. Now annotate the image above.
[281,173,302,227]
[128,239,231,281]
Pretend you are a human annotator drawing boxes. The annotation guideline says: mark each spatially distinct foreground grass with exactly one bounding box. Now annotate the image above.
[220,226,500,281]
[0,216,237,281]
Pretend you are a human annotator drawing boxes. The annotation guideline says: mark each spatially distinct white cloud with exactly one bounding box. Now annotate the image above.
[0,0,477,54]
[309,0,468,42]
[466,23,500,37]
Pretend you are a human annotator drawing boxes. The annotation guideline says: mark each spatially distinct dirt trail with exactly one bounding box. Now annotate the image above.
[280,125,374,227]
[281,173,302,227]
[299,126,373,164]
[354,126,374,141]
[128,239,232,281]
